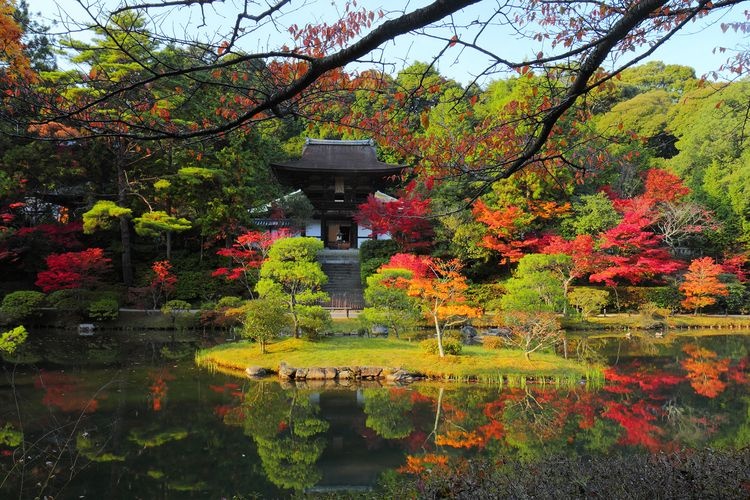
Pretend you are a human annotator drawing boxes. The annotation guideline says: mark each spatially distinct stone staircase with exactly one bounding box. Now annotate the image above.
[317,249,364,310]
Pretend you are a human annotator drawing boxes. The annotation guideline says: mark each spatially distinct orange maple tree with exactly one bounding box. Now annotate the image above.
[0,0,35,85]
[679,257,729,313]
[473,198,570,264]
[407,258,481,357]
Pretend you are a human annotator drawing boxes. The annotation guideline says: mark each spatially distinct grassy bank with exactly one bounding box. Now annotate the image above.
[563,313,750,331]
[195,336,600,383]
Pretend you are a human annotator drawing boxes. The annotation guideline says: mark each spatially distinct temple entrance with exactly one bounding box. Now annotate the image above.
[326,220,355,249]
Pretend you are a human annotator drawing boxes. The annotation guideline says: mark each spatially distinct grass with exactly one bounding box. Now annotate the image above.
[195,336,599,383]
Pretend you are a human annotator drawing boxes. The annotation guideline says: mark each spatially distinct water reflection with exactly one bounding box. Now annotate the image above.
[0,334,747,497]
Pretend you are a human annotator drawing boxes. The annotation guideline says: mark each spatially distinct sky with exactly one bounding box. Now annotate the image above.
[27,0,750,86]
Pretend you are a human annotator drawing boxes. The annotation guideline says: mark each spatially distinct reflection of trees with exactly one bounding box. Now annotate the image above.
[567,336,607,364]
[147,367,175,411]
[35,371,103,413]
[501,388,570,461]
[681,344,730,398]
[231,382,328,492]
[363,388,414,439]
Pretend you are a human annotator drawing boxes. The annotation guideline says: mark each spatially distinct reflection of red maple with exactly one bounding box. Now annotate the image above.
[35,372,101,413]
[148,368,175,412]
[603,400,663,452]
[681,344,730,398]
[603,366,682,395]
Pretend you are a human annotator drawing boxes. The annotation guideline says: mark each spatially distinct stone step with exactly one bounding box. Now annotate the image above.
[318,250,363,309]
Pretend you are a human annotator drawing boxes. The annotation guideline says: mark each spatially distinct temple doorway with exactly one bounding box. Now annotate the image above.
[326,220,355,249]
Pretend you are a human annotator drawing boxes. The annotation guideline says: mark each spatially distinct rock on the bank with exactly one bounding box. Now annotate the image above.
[245,366,267,378]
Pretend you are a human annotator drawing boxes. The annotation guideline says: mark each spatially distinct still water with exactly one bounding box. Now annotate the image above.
[0,331,748,498]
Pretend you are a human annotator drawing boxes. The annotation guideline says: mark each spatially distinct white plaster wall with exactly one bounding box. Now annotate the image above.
[305,220,322,238]
[357,226,391,243]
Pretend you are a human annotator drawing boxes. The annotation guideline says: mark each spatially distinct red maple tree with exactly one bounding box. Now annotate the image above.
[35,248,112,292]
[355,193,433,252]
[150,260,177,308]
[380,253,431,279]
[589,208,682,286]
[212,229,290,295]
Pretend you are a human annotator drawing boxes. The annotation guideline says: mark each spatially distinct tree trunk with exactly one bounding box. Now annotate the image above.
[166,230,172,260]
[433,311,444,358]
[116,157,133,286]
[290,296,300,338]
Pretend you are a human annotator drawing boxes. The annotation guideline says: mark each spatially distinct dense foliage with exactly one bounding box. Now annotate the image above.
[0,0,748,334]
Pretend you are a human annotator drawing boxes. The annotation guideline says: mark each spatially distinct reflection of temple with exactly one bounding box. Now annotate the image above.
[307,388,404,493]
[271,139,404,249]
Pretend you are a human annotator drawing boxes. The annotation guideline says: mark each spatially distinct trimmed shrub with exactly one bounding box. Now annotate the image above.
[482,336,504,350]
[161,300,196,331]
[217,296,244,308]
[360,239,399,262]
[297,305,332,339]
[359,239,399,281]
[420,337,463,355]
[1,291,46,323]
[88,298,119,321]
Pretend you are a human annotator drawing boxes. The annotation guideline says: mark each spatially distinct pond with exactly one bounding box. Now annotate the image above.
[0,331,748,498]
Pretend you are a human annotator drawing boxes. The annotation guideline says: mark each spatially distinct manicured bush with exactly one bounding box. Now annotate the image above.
[296,305,332,339]
[1,291,46,323]
[420,337,463,355]
[46,289,87,312]
[217,296,244,308]
[360,256,390,282]
[360,239,399,263]
[615,286,679,312]
[88,298,119,321]
[482,336,504,350]
[161,300,196,331]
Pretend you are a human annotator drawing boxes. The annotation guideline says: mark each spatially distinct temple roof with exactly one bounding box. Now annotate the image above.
[271,138,404,175]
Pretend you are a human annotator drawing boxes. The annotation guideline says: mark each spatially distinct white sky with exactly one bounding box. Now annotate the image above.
[27,0,750,85]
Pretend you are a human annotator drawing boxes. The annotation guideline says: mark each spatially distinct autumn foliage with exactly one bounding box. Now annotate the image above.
[473,199,569,264]
[355,193,434,251]
[149,260,177,307]
[35,248,112,292]
[213,229,289,295]
[680,257,729,313]
[0,0,36,85]
[681,344,730,398]
[407,258,481,357]
[380,253,431,279]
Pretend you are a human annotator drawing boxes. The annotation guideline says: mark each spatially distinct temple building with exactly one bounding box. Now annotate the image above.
[270,139,405,249]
